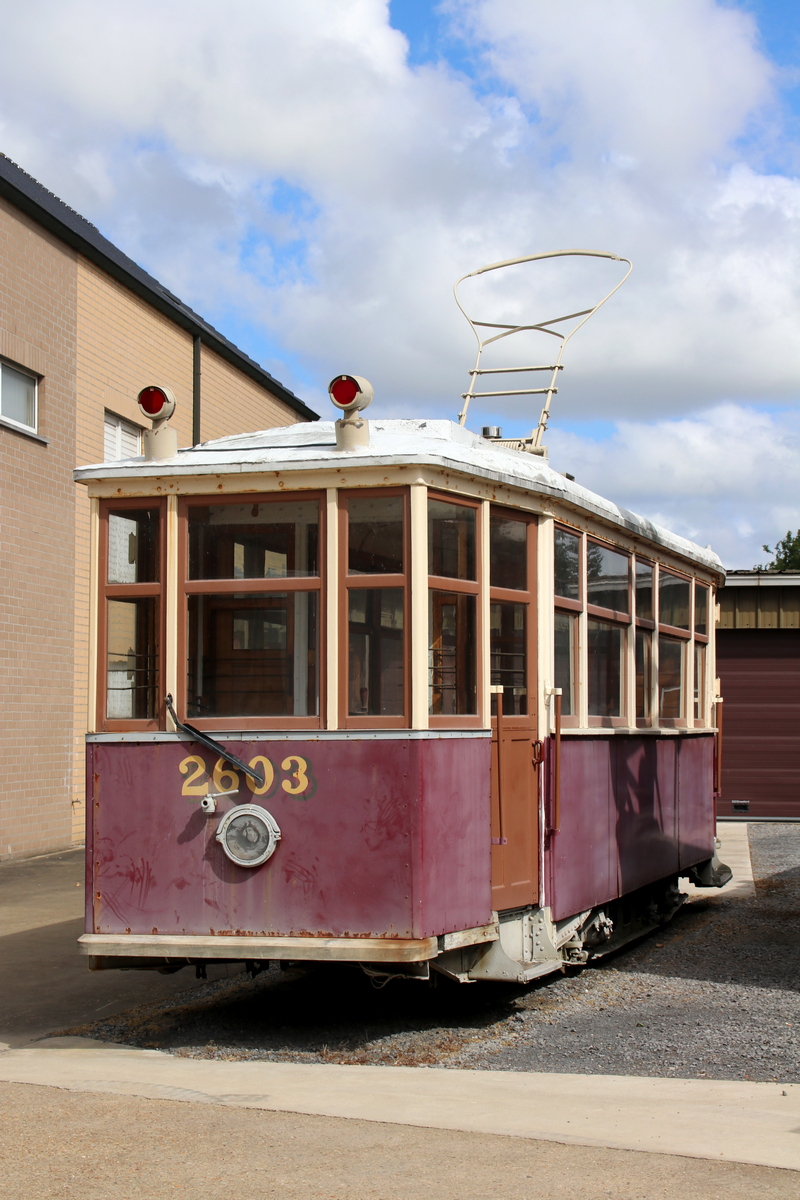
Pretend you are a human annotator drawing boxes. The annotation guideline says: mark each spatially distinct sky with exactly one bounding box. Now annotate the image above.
[1,0,800,567]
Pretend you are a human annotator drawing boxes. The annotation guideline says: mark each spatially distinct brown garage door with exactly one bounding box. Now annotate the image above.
[717,628,800,819]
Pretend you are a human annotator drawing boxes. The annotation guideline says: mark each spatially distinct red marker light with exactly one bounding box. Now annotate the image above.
[138,386,169,416]
[137,384,176,423]
[330,376,360,407]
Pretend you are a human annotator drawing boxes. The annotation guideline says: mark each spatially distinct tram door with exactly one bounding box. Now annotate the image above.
[489,511,539,910]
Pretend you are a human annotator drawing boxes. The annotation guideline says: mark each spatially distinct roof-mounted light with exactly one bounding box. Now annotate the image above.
[137,384,176,423]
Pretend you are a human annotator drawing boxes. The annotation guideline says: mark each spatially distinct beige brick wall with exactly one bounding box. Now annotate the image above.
[1,193,312,860]
[70,260,309,842]
[198,344,300,442]
[0,198,78,858]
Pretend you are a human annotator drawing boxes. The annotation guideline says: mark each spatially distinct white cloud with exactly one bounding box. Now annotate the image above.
[1,0,800,552]
[547,404,800,567]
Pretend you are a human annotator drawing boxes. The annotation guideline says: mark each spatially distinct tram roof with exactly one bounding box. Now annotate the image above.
[74,418,723,574]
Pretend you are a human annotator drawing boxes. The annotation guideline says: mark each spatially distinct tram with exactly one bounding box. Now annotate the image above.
[75,253,729,984]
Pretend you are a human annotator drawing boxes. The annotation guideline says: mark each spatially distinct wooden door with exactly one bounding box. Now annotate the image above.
[489,512,539,910]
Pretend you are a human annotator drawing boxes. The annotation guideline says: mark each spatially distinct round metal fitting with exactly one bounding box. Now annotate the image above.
[215,804,281,868]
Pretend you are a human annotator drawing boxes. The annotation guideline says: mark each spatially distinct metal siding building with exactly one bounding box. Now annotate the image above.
[717,570,800,820]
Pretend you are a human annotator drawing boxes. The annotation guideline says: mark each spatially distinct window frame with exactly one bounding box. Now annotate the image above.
[488,506,537,724]
[97,497,167,732]
[656,565,693,728]
[693,581,711,727]
[428,490,483,729]
[633,556,656,728]
[339,486,411,729]
[178,491,326,730]
[0,357,39,436]
[553,523,584,729]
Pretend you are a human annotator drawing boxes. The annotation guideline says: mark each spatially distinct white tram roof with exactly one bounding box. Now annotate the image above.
[74,418,723,576]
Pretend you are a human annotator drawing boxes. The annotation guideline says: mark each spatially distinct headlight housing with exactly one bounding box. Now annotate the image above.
[215,804,281,868]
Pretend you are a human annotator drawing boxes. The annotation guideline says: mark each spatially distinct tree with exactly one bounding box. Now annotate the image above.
[757,530,800,571]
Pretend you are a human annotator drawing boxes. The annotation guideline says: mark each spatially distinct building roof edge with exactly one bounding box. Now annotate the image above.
[0,154,318,422]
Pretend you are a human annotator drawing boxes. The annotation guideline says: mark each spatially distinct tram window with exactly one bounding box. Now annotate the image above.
[695,584,709,636]
[587,619,622,718]
[347,496,404,574]
[490,602,527,715]
[107,508,159,583]
[490,516,527,591]
[554,527,580,600]
[635,560,654,621]
[554,611,575,716]
[188,500,318,579]
[659,571,690,630]
[635,628,652,721]
[347,588,404,715]
[587,543,629,614]
[658,635,683,719]
[187,592,318,718]
[429,591,477,715]
[106,598,159,720]
[694,642,706,720]
[428,499,476,581]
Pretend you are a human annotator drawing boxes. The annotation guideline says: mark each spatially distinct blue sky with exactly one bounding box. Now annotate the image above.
[2,0,800,565]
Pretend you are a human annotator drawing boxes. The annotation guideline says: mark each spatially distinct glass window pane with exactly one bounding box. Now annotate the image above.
[490,601,527,715]
[636,628,652,721]
[587,543,629,613]
[428,500,476,580]
[659,571,690,629]
[106,598,158,719]
[188,592,319,718]
[188,500,318,580]
[658,635,683,719]
[694,642,705,720]
[348,495,404,574]
[636,560,653,621]
[347,588,404,715]
[588,618,622,717]
[695,584,709,636]
[554,527,580,600]
[108,508,160,583]
[490,515,527,591]
[1,363,36,428]
[429,591,477,715]
[554,610,575,717]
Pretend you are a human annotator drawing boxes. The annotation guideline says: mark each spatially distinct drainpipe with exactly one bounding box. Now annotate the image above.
[192,335,202,445]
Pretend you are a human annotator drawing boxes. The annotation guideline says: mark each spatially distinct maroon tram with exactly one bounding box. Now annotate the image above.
[74,365,729,984]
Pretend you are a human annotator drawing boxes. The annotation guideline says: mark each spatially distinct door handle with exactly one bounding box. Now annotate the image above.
[531,740,544,765]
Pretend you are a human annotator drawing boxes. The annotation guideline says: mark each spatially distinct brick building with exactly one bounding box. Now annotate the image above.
[717,570,800,821]
[0,155,317,859]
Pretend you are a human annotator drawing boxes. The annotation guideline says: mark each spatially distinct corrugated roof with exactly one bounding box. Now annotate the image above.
[0,154,318,422]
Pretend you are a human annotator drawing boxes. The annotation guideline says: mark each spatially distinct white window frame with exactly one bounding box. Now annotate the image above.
[104,410,143,461]
[0,358,39,435]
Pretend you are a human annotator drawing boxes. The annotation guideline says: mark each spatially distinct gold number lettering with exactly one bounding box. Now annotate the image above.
[281,755,311,796]
[248,756,275,797]
[179,754,209,797]
[212,758,239,794]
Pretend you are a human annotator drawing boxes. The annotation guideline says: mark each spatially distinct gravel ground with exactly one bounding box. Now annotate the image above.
[61,823,800,1082]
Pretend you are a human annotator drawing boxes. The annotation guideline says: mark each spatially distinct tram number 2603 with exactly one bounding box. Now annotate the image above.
[179,754,316,800]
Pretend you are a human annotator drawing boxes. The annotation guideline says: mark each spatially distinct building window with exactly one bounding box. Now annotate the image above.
[0,360,38,433]
[104,410,143,461]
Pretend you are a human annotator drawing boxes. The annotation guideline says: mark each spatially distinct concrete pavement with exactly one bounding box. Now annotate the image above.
[2,828,797,1191]
[0,1042,797,1170]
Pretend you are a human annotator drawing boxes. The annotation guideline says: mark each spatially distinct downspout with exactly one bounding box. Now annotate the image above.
[192,334,202,445]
